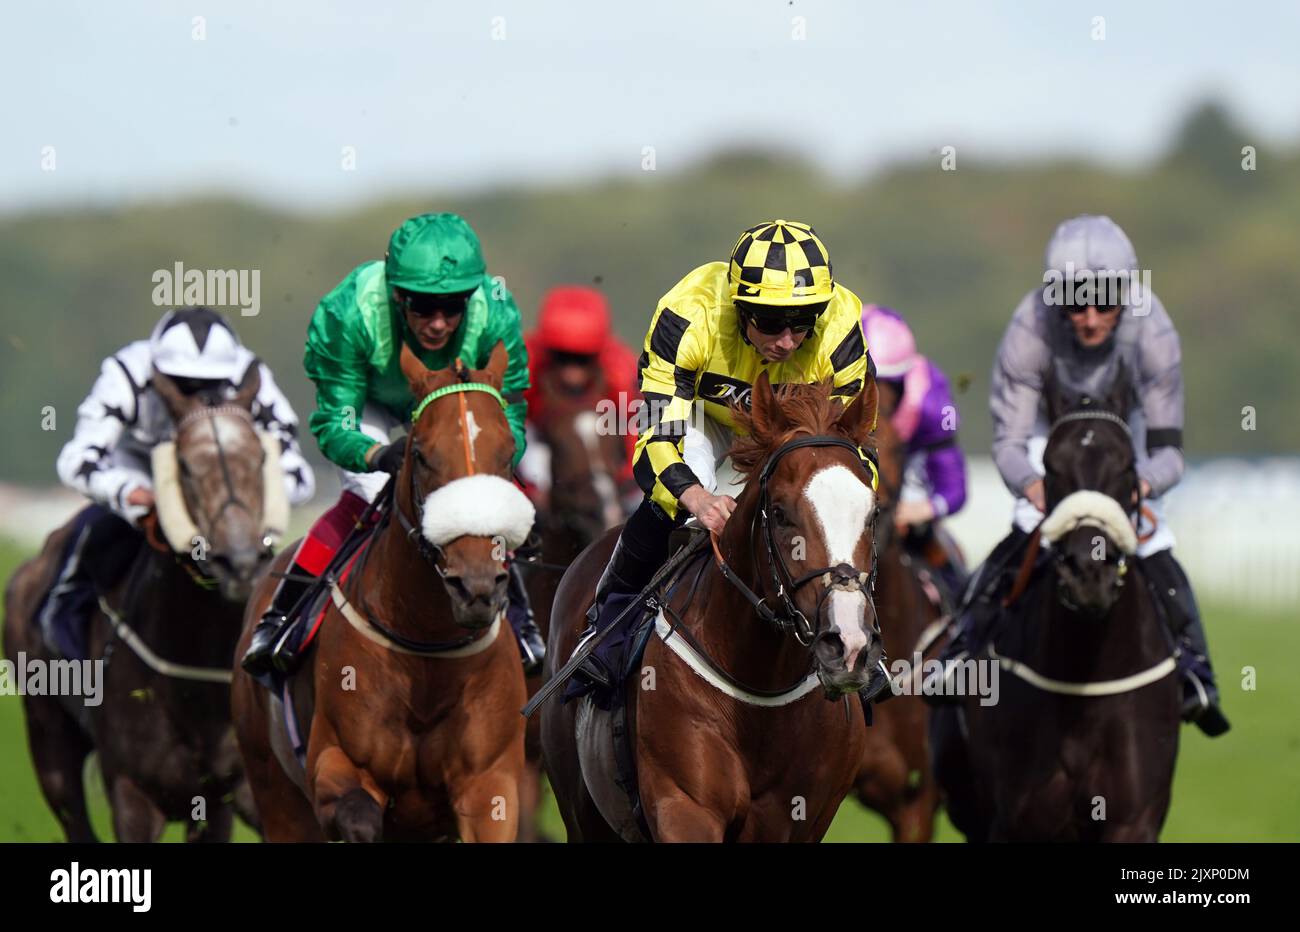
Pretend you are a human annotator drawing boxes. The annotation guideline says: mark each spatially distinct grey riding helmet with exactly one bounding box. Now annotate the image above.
[1043,215,1143,312]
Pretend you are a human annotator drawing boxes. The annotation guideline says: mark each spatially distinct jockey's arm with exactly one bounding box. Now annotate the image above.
[252,362,317,505]
[990,294,1052,499]
[630,304,710,521]
[55,352,153,525]
[1136,307,1185,499]
[488,288,531,468]
[304,299,378,475]
[917,367,968,518]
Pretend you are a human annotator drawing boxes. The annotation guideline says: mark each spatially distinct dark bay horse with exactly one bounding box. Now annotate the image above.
[4,365,279,841]
[932,367,1180,841]
[851,391,942,842]
[231,343,534,842]
[542,373,884,842]
[517,368,631,840]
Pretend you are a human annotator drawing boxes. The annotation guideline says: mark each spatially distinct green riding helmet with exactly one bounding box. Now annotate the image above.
[386,213,487,295]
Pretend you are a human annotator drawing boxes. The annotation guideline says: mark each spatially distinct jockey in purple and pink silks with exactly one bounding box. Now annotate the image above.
[861,305,969,598]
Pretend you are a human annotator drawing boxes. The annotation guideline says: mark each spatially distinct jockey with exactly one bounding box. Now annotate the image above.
[240,212,546,676]
[568,219,872,696]
[946,214,1228,736]
[517,286,640,507]
[45,307,315,658]
[861,305,969,598]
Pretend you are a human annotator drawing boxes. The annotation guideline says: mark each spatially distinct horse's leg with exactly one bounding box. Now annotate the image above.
[108,773,166,843]
[646,793,728,842]
[451,764,522,843]
[231,778,263,836]
[187,800,233,843]
[313,745,387,843]
[515,758,545,843]
[22,696,98,843]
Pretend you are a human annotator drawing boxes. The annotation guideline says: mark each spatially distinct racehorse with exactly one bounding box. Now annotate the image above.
[517,366,630,841]
[931,366,1180,841]
[542,373,884,842]
[4,365,280,841]
[851,390,943,842]
[230,343,535,842]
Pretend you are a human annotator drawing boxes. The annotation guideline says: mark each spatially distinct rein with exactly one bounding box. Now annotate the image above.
[710,435,881,647]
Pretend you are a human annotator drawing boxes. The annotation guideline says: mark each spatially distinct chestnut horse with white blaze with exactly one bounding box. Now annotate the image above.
[543,373,884,842]
[231,342,534,842]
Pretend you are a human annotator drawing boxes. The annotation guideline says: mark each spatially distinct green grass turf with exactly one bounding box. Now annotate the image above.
[1,536,1294,842]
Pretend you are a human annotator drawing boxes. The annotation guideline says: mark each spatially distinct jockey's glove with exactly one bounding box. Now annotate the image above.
[369,436,408,474]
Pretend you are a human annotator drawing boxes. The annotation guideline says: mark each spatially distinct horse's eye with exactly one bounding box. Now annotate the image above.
[771,505,790,527]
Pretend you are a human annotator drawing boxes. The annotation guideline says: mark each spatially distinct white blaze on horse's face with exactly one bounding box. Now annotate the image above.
[464,410,481,465]
[803,465,875,672]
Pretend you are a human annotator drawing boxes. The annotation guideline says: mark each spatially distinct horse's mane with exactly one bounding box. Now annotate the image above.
[729,380,871,478]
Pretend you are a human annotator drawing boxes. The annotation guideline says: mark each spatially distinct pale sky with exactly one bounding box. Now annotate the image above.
[3,0,1298,211]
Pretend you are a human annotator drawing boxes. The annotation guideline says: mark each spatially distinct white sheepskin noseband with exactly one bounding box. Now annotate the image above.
[1040,489,1137,555]
[420,474,536,550]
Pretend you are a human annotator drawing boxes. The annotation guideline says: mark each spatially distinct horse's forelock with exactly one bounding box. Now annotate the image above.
[730,381,853,478]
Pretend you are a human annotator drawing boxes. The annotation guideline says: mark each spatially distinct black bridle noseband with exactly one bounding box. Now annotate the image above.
[714,434,882,647]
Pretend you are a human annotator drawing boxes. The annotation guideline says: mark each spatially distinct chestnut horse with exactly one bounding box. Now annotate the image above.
[851,391,942,842]
[4,365,279,841]
[931,367,1180,841]
[231,343,535,842]
[542,373,884,842]
[517,370,630,841]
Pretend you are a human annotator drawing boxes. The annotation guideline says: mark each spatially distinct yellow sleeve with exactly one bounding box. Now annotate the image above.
[632,302,710,519]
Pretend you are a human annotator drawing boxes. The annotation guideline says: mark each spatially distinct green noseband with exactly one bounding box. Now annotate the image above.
[410,382,506,423]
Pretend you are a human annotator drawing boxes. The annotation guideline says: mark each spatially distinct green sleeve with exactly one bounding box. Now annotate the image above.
[304,294,377,474]
[485,285,531,468]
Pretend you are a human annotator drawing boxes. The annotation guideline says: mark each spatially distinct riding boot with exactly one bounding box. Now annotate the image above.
[567,499,675,697]
[505,561,546,675]
[924,527,1029,706]
[38,506,139,660]
[570,538,649,690]
[241,562,316,676]
[1143,549,1230,737]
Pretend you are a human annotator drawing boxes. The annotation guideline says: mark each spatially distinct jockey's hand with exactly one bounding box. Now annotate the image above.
[126,487,155,510]
[1023,479,1046,514]
[367,436,408,474]
[894,499,935,533]
[680,485,737,535]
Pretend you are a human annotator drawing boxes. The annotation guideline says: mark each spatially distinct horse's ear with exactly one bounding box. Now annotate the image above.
[749,369,786,436]
[483,340,509,389]
[233,360,261,410]
[837,377,878,447]
[151,368,200,420]
[400,342,430,392]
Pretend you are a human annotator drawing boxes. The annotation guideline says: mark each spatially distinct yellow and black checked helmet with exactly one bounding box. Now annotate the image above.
[728,220,835,307]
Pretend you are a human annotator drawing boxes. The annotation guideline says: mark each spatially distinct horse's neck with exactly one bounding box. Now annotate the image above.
[684,505,814,693]
[1025,566,1167,677]
[118,549,241,663]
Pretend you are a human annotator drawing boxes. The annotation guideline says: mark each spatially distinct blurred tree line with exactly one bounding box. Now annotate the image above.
[1,101,1295,486]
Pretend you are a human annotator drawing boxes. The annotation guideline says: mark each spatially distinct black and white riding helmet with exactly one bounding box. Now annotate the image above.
[149,307,251,383]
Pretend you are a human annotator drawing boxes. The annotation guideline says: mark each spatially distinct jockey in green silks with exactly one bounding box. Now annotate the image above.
[241,212,545,676]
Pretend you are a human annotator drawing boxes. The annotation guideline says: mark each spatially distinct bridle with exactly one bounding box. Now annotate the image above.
[164,404,268,587]
[175,405,263,539]
[392,366,508,580]
[1042,406,1141,606]
[711,434,882,647]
